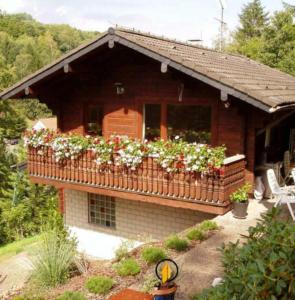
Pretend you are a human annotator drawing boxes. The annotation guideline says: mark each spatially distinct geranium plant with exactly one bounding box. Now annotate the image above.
[51,134,90,162]
[23,130,226,174]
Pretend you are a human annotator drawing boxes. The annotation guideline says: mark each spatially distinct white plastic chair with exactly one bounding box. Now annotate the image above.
[267,169,295,221]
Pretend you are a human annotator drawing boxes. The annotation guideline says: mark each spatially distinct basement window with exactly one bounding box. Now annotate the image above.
[88,194,116,228]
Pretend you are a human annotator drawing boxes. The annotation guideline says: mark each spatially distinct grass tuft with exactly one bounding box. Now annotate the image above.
[31,230,76,288]
[85,276,114,295]
[199,220,218,231]
[115,258,141,276]
[56,291,86,300]
[186,228,205,241]
[141,246,167,264]
[165,235,189,251]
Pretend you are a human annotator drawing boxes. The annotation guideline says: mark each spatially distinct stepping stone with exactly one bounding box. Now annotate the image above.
[109,289,153,300]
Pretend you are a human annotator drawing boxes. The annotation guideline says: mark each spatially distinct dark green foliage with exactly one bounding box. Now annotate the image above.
[165,235,189,251]
[141,246,167,264]
[85,276,114,295]
[0,12,96,247]
[194,209,295,300]
[236,0,269,41]
[228,3,295,77]
[115,258,141,276]
[56,291,86,300]
[186,228,205,241]
[9,99,52,121]
[0,11,97,118]
[0,100,26,139]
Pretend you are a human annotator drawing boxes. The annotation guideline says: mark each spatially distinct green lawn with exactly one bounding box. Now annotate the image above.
[0,234,42,261]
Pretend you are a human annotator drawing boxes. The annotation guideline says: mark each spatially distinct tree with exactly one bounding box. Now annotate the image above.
[260,8,295,74]
[9,99,52,121]
[0,100,26,139]
[228,0,269,58]
[236,0,269,41]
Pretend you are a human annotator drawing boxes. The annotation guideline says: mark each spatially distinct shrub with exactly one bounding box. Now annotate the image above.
[56,291,86,300]
[194,209,295,299]
[165,235,188,251]
[199,220,218,232]
[31,230,77,287]
[186,228,205,241]
[141,246,167,264]
[115,239,135,261]
[115,258,141,276]
[85,276,114,295]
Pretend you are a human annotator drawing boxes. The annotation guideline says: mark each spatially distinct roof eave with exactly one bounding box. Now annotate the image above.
[0,28,272,113]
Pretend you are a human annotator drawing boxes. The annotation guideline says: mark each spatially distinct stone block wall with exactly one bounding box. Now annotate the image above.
[64,189,212,240]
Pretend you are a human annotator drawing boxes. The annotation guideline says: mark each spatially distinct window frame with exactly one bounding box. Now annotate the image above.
[140,99,214,143]
[84,103,104,136]
[143,103,161,141]
[166,103,212,143]
[88,193,116,229]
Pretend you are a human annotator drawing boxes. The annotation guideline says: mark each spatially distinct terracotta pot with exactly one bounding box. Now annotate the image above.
[152,284,177,300]
[232,201,249,219]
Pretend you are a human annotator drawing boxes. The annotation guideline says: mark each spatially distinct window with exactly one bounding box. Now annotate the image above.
[144,104,161,140]
[85,105,103,135]
[88,194,116,228]
[167,105,211,143]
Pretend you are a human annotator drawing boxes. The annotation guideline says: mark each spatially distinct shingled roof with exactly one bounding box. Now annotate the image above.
[1,27,295,113]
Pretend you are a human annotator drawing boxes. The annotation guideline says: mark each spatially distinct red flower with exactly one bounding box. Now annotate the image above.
[176,162,184,169]
[219,168,225,176]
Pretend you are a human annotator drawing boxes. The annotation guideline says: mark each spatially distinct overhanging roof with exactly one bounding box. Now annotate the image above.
[1,27,295,113]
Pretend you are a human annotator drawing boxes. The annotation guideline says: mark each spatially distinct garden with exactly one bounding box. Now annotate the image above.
[10,220,219,300]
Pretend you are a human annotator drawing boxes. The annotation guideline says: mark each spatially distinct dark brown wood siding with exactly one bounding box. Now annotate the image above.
[38,45,269,183]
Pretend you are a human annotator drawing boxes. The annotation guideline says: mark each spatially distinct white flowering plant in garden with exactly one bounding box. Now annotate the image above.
[24,130,226,174]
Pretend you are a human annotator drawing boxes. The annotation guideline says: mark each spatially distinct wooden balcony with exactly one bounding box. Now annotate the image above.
[28,147,245,214]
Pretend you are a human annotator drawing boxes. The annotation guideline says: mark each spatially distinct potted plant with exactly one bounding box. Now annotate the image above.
[230,183,251,219]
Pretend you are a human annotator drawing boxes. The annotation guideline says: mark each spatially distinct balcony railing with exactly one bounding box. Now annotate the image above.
[28,147,245,210]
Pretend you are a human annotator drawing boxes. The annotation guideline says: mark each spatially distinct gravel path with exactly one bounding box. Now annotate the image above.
[0,252,33,299]
[174,199,273,299]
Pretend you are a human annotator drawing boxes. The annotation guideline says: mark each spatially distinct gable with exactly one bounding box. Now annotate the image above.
[1,27,295,113]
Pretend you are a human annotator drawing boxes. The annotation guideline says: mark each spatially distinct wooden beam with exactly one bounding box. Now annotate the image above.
[161,62,168,73]
[24,86,33,96]
[63,63,73,73]
[257,110,295,136]
[108,39,115,49]
[220,90,228,101]
[30,176,231,215]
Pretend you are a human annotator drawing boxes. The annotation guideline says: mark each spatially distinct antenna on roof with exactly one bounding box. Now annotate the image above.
[187,31,203,45]
[215,0,227,51]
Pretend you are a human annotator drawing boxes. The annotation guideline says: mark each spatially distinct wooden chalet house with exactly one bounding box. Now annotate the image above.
[2,27,295,247]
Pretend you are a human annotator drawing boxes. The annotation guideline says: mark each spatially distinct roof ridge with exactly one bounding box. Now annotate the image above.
[113,26,253,61]
[114,26,218,51]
